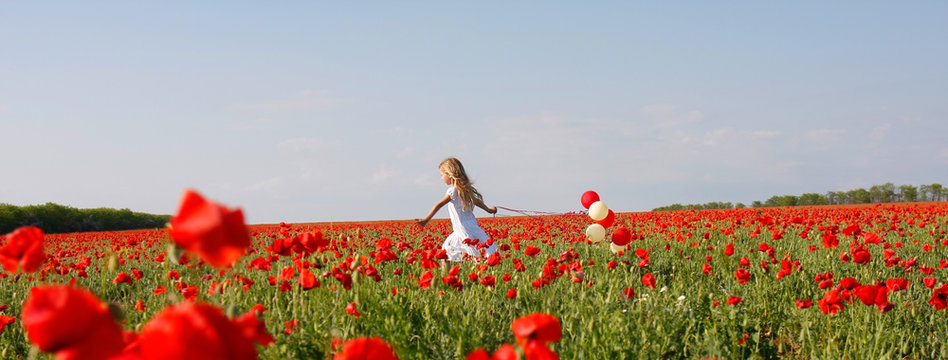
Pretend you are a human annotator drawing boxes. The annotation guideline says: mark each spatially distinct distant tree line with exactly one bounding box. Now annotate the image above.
[652,201,747,212]
[652,183,945,211]
[0,202,171,234]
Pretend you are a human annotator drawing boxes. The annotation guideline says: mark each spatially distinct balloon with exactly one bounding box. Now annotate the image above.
[610,242,625,254]
[585,224,606,243]
[580,191,600,209]
[588,201,609,221]
[612,227,632,246]
[596,209,615,228]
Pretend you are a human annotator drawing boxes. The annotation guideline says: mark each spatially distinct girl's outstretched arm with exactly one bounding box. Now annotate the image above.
[474,197,497,215]
[416,194,451,227]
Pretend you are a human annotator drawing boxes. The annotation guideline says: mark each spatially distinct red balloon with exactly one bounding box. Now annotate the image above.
[612,227,632,246]
[581,191,600,209]
[596,209,615,228]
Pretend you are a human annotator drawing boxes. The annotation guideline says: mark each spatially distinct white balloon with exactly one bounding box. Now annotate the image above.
[588,201,609,221]
[610,242,625,254]
[585,224,606,243]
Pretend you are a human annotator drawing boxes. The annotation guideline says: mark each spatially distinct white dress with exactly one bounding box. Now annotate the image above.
[441,185,498,261]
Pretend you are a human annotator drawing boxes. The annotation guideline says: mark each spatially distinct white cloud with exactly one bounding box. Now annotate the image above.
[869,123,890,141]
[413,173,436,187]
[805,128,847,143]
[371,166,394,183]
[700,128,735,146]
[234,118,275,131]
[247,176,284,192]
[276,137,343,153]
[396,146,416,159]
[232,89,339,112]
[641,104,703,128]
[751,130,781,139]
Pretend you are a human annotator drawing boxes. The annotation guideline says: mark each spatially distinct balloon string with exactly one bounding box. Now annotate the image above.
[495,206,579,216]
[493,206,581,235]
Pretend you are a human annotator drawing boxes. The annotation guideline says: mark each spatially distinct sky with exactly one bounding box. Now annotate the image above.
[1,2,946,224]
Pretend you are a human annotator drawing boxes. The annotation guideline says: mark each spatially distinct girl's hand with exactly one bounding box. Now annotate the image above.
[487,206,497,214]
[415,219,428,227]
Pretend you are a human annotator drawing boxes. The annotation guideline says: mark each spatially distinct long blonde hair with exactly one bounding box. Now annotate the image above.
[440,157,483,211]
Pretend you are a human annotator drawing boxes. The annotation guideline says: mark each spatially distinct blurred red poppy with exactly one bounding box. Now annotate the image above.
[0,315,15,334]
[929,284,948,310]
[795,299,812,309]
[21,285,125,360]
[346,302,361,318]
[168,189,251,268]
[0,226,46,273]
[136,302,270,360]
[734,268,750,284]
[641,273,656,289]
[511,313,561,345]
[507,288,517,299]
[299,268,320,290]
[113,272,133,285]
[885,278,909,291]
[333,337,398,360]
[466,344,518,360]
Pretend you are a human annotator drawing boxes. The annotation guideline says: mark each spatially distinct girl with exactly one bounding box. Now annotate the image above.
[416,158,498,261]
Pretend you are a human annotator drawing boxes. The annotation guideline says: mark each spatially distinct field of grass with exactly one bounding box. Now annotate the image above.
[1,202,947,359]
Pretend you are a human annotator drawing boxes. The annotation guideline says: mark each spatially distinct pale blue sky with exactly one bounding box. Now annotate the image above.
[1,2,946,224]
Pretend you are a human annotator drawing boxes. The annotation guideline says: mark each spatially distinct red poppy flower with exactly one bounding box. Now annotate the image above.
[0,226,46,273]
[0,315,16,334]
[466,344,518,360]
[885,278,909,291]
[507,288,517,299]
[135,300,146,312]
[113,272,133,285]
[232,312,274,347]
[818,289,845,314]
[284,320,300,335]
[852,248,871,264]
[775,260,793,281]
[929,284,948,310]
[734,268,751,284]
[486,252,501,266]
[137,302,268,360]
[795,299,812,309]
[839,277,861,290]
[418,270,433,289]
[346,302,361,318]
[641,273,656,289]
[21,285,125,360]
[854,285,886,306]
[168,188,251,268]
[525,246,541,258]
[727,295,743,305]
[299,268,320,290]
[522,340,560,360]
[333,337,398,360]
[300,231,329,253]
[511,313,562,345]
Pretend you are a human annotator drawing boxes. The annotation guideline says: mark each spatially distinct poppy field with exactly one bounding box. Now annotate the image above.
[1,190,948,359]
